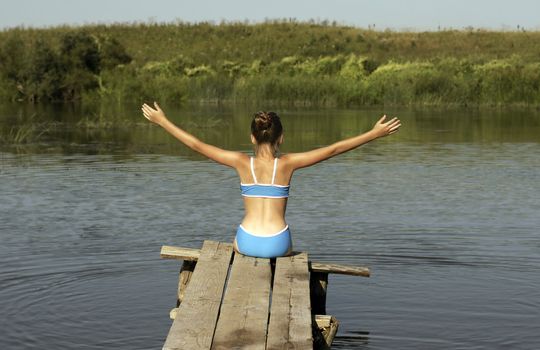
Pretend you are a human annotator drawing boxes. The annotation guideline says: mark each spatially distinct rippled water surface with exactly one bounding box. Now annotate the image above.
[1,105,539,349]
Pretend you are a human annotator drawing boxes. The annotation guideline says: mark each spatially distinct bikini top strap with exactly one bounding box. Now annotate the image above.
[271,157,278,185]
[250,157,258,183]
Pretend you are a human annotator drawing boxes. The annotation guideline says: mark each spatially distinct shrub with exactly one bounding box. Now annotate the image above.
[98,35,132,70]
[59,30,101,74]
[0,30,131,102]
[473,57,525,105]
[26,39,65,101]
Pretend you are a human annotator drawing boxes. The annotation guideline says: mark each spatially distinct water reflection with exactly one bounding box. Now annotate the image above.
[1,103,540,156]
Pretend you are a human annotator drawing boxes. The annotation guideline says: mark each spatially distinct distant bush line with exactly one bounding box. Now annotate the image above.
[1,21,540,106]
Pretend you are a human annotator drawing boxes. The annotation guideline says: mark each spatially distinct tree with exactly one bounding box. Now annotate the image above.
[98,35,132,70]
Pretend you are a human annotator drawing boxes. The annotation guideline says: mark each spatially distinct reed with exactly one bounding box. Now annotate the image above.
[0,113,50,144]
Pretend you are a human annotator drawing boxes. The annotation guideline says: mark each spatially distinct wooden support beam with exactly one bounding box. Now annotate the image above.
[177,260,196,306]
[310,272,328,315]
[307,261,370,277]
[161,245,370,277]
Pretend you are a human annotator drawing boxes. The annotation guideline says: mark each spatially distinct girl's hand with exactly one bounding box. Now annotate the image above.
[141,102,168,126]
[371,114,401,138]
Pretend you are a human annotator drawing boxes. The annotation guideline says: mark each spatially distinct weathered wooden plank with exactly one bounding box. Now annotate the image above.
[320,315,338,349]
[312,315,339,350]
[163,240,233,350]
[161,245,200,261]
[161,245,370,277]
[308,261,370,277]
[266,253,313,350]
[211,254,272,350]
[168,310,338,350]
[314,315,333,329]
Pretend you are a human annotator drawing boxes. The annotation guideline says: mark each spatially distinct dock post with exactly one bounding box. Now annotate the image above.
[177,260,196,306]
[310,271,328,315]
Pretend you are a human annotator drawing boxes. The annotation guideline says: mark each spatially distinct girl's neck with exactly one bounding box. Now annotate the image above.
[255,144,277,160]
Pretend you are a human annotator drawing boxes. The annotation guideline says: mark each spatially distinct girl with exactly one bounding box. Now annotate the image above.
[141,103,401,258]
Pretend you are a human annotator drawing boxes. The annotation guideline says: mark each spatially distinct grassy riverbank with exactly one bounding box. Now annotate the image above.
[1,21,540,106]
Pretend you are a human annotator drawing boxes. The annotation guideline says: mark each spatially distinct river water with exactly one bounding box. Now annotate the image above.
[1,104,539,349]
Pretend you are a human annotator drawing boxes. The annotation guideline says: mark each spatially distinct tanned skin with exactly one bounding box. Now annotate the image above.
[141,102,401,255]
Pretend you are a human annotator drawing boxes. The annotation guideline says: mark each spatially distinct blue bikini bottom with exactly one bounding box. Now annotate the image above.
[235,224,292,258]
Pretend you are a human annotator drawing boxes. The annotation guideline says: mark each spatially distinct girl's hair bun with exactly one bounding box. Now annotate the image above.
[254,111,272,130]
[251,111,283,147]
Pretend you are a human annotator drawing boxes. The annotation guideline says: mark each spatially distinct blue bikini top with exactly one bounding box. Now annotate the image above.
[240,157,290,198]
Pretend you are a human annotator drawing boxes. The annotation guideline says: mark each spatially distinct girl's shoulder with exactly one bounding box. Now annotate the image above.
[278,153,295,164]
[278,153,291,160]
[277,153,295,172]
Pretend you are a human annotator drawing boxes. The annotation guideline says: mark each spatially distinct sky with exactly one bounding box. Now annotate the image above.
[1,0,539,31]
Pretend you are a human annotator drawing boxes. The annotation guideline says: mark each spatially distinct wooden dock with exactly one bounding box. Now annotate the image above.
[160,240,370,350]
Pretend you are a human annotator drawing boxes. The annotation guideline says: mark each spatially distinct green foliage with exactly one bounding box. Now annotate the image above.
[59,31,101,74]
[233,74,343,106]
[473,57,523,104]
[339,54,369,80]
[184,65,215,78]
[221,60,246,78]
[98,35,132,70]
[26,39,64,101]
[2,22,540,106]
[0,29,131,102]
[0,33,27,82]
[520,63,540,104]
[0,34,28,101]
[94,65,187,104]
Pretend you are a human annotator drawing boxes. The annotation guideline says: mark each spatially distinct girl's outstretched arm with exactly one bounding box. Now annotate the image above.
[284,114,401,170]
[141,102,244,168]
